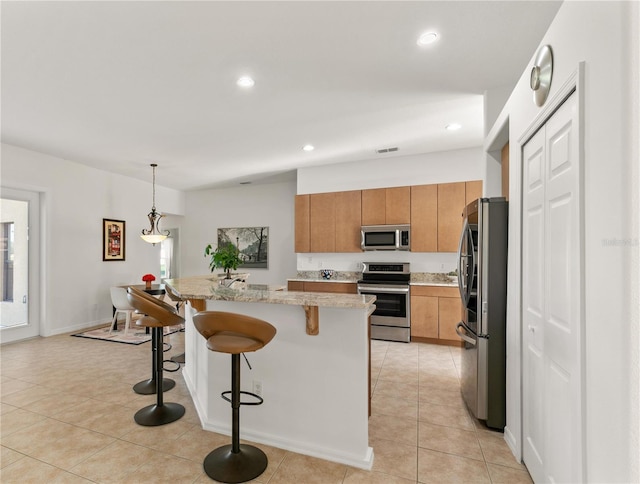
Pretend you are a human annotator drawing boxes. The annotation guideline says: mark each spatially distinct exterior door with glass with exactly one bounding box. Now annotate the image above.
[0,187,40,343]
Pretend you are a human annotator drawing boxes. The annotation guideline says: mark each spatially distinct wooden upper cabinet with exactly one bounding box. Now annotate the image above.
[465,180,483,207]
[361,189,386,225]
[309,193,336,253]
[335,190,362,252]
[295,194,310,253]
[501,143,509,201]
[361,187,410,225]
[437,182,466,252]
[296,180,481,254]
[410,184,438,252]
[385,187,411,224]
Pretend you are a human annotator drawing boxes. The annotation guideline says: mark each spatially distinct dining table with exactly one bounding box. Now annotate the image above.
[112,283,166,331]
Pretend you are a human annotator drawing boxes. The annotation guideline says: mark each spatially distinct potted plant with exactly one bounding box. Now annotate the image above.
[204,243,242,280]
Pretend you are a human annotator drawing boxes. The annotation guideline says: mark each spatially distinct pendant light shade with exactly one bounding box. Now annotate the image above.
[141,163,169,245]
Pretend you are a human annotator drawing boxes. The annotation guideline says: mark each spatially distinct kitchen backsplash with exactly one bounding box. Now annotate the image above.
[295,270,360,282]
[296,251,458,274]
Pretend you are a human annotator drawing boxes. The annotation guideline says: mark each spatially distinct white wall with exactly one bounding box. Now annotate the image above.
[176,181,297,286]
[0,143,185,336]
[297,147,483,195]
[296,147,483,273]
[493,2,639,481]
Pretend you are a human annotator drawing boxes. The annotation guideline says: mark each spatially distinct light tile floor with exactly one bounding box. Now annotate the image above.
[1,329,532,483]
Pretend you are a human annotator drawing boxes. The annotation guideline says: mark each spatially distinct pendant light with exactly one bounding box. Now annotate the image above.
[140,163,169,245]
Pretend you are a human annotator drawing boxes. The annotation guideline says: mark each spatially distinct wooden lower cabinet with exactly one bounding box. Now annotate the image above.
[287,280,357,294]
[410,285,462,345]
[287,280,305,292]
[410,294,438,338]
[438,296,463,341]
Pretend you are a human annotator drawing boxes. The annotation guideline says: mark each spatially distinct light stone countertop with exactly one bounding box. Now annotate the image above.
[164,274,376,309]
[288,271,458,287]
[410,273,458,287]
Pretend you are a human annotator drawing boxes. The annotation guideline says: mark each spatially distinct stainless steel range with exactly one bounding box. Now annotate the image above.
[357,262,410,343]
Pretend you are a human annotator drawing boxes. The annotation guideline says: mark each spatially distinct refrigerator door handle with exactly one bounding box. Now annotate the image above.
[457,220,476,307]
[456,321,476,346]
[457,225,466,299]
[457,220,472,304]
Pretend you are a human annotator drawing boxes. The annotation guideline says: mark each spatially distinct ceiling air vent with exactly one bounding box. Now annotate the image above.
[376,147,399,154]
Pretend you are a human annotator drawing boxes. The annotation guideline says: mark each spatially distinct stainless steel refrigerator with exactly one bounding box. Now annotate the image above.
[456,197,508,430]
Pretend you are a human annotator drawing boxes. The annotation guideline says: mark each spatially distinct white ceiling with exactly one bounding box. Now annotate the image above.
[1,1,562,191]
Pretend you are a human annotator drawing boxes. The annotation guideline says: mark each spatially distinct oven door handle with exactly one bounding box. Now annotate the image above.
[357,284,409,294]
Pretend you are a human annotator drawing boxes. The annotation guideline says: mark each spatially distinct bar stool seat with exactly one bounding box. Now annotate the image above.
[127,287,185,426]
[130,288,179,394]
[193,311,276,484]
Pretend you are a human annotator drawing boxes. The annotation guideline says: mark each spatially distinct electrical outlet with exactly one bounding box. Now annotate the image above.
[253,380,263,397]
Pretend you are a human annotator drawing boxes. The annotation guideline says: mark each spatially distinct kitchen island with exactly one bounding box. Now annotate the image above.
[164,275,376,469]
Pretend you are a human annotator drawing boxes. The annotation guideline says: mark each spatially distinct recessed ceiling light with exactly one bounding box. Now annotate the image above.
[446,123,462,131]
[236,76,255,88]
[303,144,315,152]
[417,32,439,46]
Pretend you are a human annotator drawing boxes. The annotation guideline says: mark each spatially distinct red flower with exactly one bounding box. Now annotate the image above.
[142,274,156,282]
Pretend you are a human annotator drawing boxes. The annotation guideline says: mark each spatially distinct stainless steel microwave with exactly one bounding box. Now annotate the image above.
[361,224,410,251]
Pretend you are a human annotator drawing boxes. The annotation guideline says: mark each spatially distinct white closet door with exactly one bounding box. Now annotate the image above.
[522,92,583,483]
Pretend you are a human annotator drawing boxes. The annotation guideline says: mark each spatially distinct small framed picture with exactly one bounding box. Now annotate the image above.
[103,218,125,261]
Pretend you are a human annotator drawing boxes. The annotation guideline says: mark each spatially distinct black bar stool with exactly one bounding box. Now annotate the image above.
[165,285,186,365]
[130,287,178,395]
[193,311,276,484]
[127,287,186,426]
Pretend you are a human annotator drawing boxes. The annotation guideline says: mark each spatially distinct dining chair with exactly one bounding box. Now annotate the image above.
[109,286,136,335]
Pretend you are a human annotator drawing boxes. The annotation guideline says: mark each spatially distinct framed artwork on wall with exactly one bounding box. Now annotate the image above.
[218,227,268,269]
[103,218,125,261]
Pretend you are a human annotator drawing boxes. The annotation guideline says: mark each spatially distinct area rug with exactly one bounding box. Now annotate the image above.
[72,324,183,345]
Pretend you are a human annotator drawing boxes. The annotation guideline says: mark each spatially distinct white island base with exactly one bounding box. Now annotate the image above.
[182,299,373,470]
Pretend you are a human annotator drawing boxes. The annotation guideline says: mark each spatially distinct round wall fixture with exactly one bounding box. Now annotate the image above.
[530,45,553,106]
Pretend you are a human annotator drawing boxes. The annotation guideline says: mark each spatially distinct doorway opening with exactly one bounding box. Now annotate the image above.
[160,228,180,279]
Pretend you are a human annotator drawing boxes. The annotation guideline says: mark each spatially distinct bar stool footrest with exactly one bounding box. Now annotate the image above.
[162,360,181,373]
[221,390,264,406]
[203,443,268,483]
